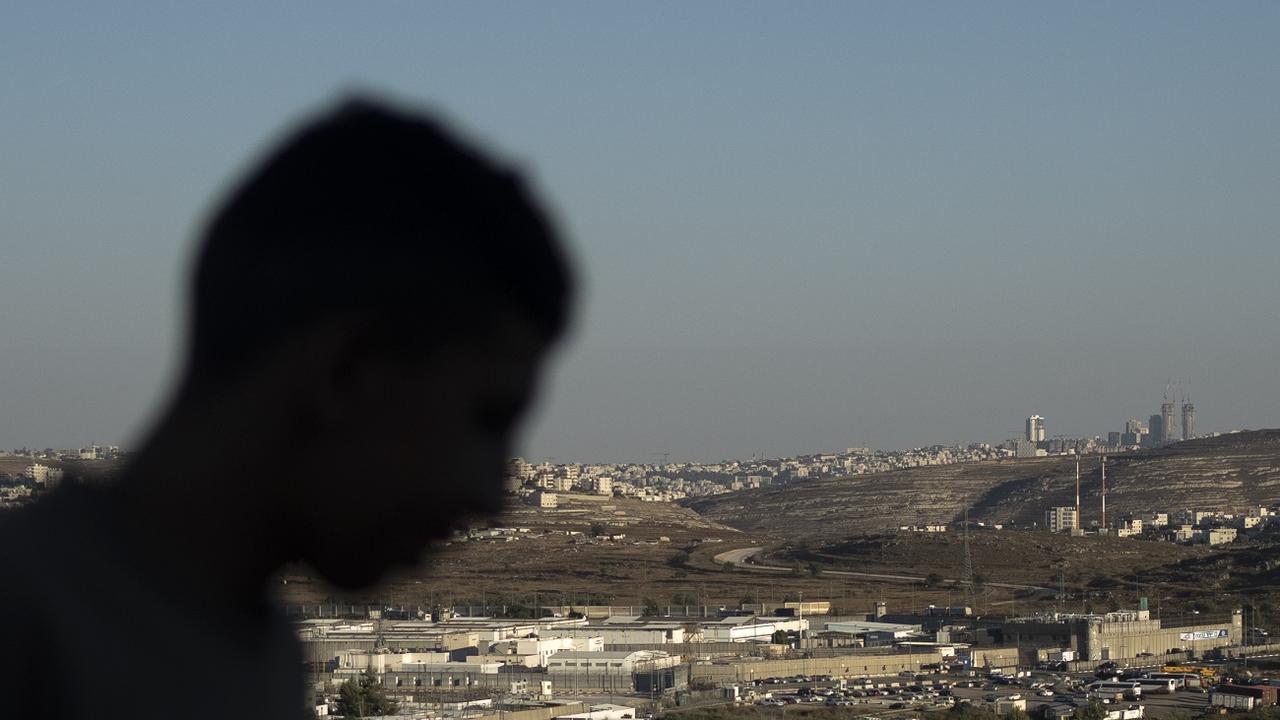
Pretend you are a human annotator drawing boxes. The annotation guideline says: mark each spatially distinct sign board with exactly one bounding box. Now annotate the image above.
[1179,629,1229,641]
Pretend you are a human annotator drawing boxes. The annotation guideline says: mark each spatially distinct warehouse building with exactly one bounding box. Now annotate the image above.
[999,608,1242,661]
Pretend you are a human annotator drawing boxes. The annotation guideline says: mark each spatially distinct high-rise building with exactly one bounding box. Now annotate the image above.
[1025,415,1046,443]
[1161,401,1176,444]
[1121,418,1146,446]
[1148,414,1164,445]
[1181,400,1195,440]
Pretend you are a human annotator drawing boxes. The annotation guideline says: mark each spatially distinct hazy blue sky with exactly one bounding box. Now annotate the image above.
[2,3,1277,463]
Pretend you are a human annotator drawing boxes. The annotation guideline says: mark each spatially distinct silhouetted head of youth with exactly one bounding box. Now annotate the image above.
[132,97,575,592]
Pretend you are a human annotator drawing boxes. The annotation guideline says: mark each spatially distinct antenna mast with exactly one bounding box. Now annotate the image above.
[962,506,977,612]
[1074,455,1081,530]
[1100,455,1107,529]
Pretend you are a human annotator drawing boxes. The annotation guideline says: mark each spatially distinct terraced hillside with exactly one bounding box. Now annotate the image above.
[684,430,1280,541]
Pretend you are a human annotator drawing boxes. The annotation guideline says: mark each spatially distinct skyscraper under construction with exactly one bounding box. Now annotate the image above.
[1182,397,1195,440]
[1160,382,1177,444]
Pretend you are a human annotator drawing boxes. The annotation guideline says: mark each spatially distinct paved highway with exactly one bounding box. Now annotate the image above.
[713,546,1055,593]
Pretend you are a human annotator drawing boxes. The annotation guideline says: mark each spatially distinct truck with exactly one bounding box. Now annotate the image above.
[1211,692,1256,711]
[1162,664,1216,680]
[1214,684,1278,707]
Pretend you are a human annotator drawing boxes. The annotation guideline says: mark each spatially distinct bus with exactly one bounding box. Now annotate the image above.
[1135,677,1177,694]
[1147,672,1207,689]
[1086,681,1142,701]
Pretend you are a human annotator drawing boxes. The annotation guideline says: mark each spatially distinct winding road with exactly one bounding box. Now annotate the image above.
[712,546,1055,594]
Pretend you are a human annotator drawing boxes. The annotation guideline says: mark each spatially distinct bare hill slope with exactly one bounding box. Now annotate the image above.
[683,430,1280,541]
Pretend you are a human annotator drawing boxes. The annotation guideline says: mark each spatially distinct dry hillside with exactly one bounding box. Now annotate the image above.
[684,430,1280,542]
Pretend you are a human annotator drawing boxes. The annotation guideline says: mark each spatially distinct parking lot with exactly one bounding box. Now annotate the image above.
[738,666,1249,718]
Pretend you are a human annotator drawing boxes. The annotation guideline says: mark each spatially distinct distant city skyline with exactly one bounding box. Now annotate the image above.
[7,385,1219,466]
[2,4,1277,464]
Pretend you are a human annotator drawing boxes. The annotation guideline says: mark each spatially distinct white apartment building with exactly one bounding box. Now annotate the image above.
[1207,528,1238,545]
[1115,518,1143,538]
[25,463,64,487]
[1139,512,1169,528]
[1045,506,1079,533]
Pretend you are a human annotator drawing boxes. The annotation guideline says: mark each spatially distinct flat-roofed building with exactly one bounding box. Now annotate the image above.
[547,650,679,675]
[1045,506,1079,533]
[1207,528,1238,545]
[1000,608,1242,661]
[701,615,809,642]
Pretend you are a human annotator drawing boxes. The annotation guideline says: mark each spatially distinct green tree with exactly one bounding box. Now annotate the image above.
[771,629,790,645]
[641,596,661,616]
[807,562,822,577]
[667,551,691,569]
[938,700,998,720]
[925,572,945,588]
[336,669,399,717]
[671,590,701,606]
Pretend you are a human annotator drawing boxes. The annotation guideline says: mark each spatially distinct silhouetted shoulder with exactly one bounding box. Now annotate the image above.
[0,495,79,716]
[0,488,306,719]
